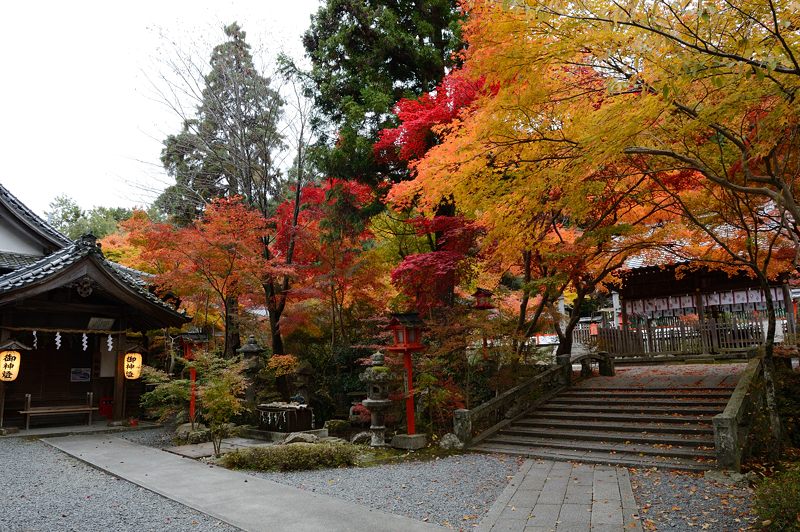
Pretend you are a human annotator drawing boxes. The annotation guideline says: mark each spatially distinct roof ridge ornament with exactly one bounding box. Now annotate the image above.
[77,233,103,255]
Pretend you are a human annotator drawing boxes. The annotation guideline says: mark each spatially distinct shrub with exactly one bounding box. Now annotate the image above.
[324,419,350,436]
[223,443,358,472]
[755,467,800,530]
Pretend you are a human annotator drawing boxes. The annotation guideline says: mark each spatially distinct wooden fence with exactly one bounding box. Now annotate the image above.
[591,317,770,360]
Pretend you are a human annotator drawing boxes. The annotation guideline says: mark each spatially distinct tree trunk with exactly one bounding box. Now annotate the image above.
[224,295,240,357]
[516,251,532,333]
[268,304,284,355]
[759,276,783,458]
[555,290,586,357]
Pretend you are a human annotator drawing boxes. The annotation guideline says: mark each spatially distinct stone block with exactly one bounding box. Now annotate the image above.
[283,432,319,444]
[526,503,561,528]
[439,432,464,450]
[558,503,592,525]
[391,433,427,450]
[0,427,19,435]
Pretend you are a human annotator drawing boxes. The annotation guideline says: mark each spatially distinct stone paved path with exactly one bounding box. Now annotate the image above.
[44,434,440,532]
[577,363,744,389]
[478,460,642,532]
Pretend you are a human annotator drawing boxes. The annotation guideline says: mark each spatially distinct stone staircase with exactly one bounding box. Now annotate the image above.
[472,386,735,471]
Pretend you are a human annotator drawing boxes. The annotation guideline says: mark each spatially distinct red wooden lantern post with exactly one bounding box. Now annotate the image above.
[386,313,426,435]
[472,288,494,355]
[179,333,208,426]
[472,288,494,310]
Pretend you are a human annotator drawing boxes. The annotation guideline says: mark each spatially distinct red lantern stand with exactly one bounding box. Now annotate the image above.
[386,314,426,435]
[179,334,208,425]
[472,288,495,357]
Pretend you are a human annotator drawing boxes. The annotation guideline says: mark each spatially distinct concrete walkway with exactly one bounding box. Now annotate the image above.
[478,460,642,532]
[44,434,440,532]
[0,420,160,439]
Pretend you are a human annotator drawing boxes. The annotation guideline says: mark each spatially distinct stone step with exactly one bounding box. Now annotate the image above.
[540,403,724,415]
[561,389,733,399]
[549,396,728,407]
[482,434,716,458]
[471,443,713,472]
[497,426,714,446]
[568,386,735,393]
[514,418,714,434]
[532,410,714,425]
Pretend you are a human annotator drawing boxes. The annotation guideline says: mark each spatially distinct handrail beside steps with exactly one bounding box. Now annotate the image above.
[453,352,614,446]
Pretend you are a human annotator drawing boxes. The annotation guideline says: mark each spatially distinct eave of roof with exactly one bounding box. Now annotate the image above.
[0,235,189,327]
[0,183,71,248]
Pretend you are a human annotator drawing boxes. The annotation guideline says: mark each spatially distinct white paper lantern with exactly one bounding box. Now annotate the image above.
[0,350,21,382]
[124,353,143,380]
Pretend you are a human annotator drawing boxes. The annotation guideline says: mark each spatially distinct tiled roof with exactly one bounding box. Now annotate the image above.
[0,235,186,320]
[0,251,41,271]
[0,183,71,248]
[623,246,688,271]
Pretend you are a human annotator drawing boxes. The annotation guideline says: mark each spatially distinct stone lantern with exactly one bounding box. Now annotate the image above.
[236,335,265,405]
[359,351,393,447]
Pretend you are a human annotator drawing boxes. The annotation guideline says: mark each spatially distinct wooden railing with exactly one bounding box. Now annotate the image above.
[713,358,764,471]
[596,317,768,360]
[453,352,613,446]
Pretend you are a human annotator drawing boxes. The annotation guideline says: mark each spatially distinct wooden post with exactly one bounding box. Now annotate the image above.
[695,292,706,325]
[112,331,125,420]
[645,318,654,357]
[0,381,5,429]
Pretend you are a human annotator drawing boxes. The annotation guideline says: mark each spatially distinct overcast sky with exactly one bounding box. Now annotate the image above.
[0,0,320,216]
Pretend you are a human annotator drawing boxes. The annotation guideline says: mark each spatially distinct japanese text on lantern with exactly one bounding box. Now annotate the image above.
[124,353,142,380]
[0,351,21,381]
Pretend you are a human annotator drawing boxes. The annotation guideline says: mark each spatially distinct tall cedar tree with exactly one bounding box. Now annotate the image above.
[302,0,462,183]
[157,23,285,224]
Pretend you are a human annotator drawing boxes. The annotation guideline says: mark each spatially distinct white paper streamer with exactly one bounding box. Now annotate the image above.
[107,334,113,352]
[55,332,61,350]
[32,330,38,349]
[82,333,88,351]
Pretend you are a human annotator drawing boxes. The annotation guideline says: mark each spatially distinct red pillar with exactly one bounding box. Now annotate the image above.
[182,342,197,424]
[404,350,415,435]
[189,367,197,422]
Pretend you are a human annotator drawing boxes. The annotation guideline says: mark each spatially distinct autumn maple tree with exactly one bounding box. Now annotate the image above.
[132,197,281,356]
[271,178,383,348]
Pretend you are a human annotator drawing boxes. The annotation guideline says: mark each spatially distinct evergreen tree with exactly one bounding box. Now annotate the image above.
[157,23,285,224]
[302,0,462,183]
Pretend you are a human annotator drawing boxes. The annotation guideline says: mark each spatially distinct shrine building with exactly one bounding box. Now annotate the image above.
[0,184,189,428]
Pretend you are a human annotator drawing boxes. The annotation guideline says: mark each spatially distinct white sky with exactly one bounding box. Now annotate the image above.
[0,0,320,217]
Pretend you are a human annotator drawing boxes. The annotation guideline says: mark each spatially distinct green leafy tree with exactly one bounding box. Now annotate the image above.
[195,352,248,457]
[45,195,132,239]
[141,351,247,457]
[302,0,462,182]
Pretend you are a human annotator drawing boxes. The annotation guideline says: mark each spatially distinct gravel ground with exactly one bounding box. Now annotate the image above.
[120,426,176,448]
[630,468,757,531]
[247,453,522,528]
[0,438,237,532]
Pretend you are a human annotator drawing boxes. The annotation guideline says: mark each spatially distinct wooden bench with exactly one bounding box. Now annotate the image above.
[19,392,98,430]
